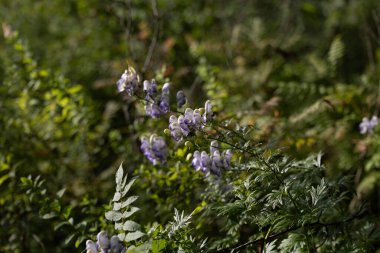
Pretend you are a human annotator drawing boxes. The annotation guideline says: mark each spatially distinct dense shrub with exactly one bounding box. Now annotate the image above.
[1,0,380,252]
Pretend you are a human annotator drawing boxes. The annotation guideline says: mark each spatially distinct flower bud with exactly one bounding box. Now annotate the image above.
[97,231,110,251]
[164,129,171,136]
[185,141,193,149]
[86,240,98,253]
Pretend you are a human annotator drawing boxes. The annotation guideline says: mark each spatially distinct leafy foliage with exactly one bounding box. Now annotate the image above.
[1,0,380,252]
[105,164,144,244]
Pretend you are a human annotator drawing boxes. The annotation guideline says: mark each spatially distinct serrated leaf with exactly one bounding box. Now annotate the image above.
[123,220,141,231]
[121,196,139,208]
[113,202,122,211]
[124,231,145,242]
[105,210,122,222]
[120,174,128,192]
[113,192,121,202]
[115,222,123,230]
[122,207,140,219]
[121,178,136,197]
[118,233,126,241]
[116,163,124,191]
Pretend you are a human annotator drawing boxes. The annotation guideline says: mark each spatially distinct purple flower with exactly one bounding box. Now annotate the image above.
[169,122,183,142]
[145,104,152,117]
[159,95,170,114]
[176,90,187,108]
[169,115,178,129]
[140,136,168,165]
[184,108,194,126]
[359,115,378,134]
[151,104,161,118]
[192,151,202,171]
[152,136,168,163]
[144,102,161,118]
[162,83,170,95]
[116,68,139,95]
[222,149,233,168]
[211,150,222,176]
[192,109,203,129]
[210,140,219,154]
[110,235,125,253]
[201,151,211,172]
[143,80,151,94]
[116,78,125,93]
[203,100,213,123]
[86,240,98,253]
[369,116,378,129]
[143,79,157,96]
[97,231,110,252]
[178,115,190,136]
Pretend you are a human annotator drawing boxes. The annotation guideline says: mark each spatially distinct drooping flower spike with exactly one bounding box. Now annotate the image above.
[168,101,213,142]
[191,141,233,177]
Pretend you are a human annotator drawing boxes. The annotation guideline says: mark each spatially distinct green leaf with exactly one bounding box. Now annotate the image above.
[116,163,124,190]
[124,231,145,242]
[123,207,140,219]
[115,222,123,230]
[20,177,32,185]
[121,178,137,197]
[152,239,167,253]
[54,221,71,231]
[113,192,121,202]
[105,210,122,222]
[64,232,78,245]
[0,174,10,186]
[113,202,122,211]
[121,196,139,208]
[41,212,57,219]
[122,220,141,231]
[75,235,87,248]
[118,233,126,241]
[56,188,66,198]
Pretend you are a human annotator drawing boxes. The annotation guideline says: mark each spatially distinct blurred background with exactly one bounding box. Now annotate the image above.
[1,0,380,251]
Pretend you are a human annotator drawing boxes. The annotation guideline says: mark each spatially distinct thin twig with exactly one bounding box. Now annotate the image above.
[142,0,160,73]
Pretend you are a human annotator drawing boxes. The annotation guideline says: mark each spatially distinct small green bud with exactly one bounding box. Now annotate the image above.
[186,153,192,161]
[185,141,193,149]
[199,108,205,115]
[163,129,171,136]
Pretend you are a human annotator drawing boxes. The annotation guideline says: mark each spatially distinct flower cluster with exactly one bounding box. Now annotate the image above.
[359,116,378,134]
[116,68,170,118]
[143,80,170,118]
[140,135,168,165]
[86,231,125,253]
[168,100,213,142]
[191,140,232,176]
[116,67,139,95]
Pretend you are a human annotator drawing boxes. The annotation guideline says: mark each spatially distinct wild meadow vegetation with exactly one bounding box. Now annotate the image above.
[1,0,380,252]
